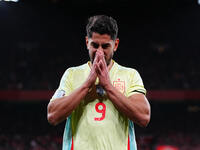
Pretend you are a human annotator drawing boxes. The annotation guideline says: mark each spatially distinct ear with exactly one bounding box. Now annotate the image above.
[113,38,119,52]
[85,36,89,49]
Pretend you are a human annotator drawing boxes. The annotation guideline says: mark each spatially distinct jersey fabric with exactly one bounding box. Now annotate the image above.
[51,60,146,150]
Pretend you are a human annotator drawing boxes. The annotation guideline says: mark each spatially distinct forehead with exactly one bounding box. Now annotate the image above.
[89,32,113,43]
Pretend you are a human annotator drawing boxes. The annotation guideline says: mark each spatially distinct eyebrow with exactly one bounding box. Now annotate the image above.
[91,42,99,47]
[101,43,110,48]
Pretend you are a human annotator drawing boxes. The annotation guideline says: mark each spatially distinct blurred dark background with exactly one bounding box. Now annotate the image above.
[0,0,199,90]
[0,0,200,149]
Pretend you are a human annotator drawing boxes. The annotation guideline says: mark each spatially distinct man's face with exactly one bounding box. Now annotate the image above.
[86,32,119,66]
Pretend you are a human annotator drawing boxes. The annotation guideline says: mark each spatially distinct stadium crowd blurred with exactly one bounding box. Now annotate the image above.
[1,41,199,91]
[1,41,199,150]
[0,102,200,150]
[0,1,200,150]
[0,0,199,91]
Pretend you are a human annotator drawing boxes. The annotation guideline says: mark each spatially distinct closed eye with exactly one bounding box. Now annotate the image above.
[102,43,110,49]
[91,42,111,49]
[91,42,99,49]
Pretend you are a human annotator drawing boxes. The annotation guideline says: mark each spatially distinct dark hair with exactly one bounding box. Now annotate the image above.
[86,15,118,40]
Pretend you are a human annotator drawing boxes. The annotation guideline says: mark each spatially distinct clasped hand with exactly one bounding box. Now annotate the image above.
[88,50,111,89]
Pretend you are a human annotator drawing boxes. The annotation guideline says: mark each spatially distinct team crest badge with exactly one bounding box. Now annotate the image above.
[113,78,125,94]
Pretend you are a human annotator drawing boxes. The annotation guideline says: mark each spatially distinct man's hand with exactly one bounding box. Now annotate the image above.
[94,50,111,89]
[86,53,99,88]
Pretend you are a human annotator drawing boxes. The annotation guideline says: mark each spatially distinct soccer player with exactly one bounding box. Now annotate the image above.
[47,15,151,150]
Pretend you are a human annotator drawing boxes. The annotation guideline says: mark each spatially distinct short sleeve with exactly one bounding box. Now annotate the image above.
[50,68,73,101]
[127,69,146,97]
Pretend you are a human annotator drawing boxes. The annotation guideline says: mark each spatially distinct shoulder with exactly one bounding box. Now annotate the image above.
[64,63,88,73]
[114,62,139,75]
[62,63,89,78]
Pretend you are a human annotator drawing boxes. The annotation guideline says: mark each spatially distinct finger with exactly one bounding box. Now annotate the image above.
[93,53,98,65]
[95,51,105,65]
[98,51,105,60]
[96,50,106,65]
[97,55,107,72]
[95,63,101,75]
[98,60,104,71]
[93,53,101,72]
[102,56,107,68]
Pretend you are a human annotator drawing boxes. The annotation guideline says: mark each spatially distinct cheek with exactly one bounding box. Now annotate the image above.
[89,49,96,57]
[104,50,113,57]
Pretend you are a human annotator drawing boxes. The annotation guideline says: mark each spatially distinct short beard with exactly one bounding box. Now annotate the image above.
[106,57,112,66]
